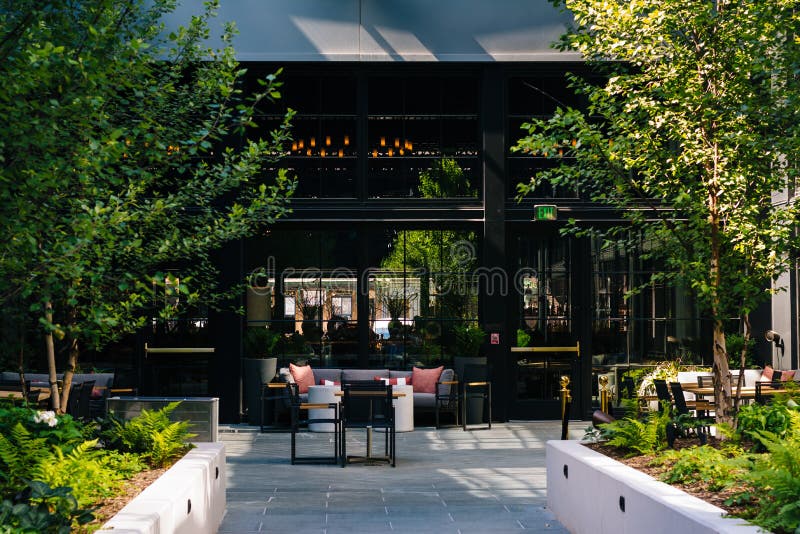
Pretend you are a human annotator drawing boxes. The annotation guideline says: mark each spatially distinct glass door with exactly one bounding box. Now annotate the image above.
[510,236,579,419]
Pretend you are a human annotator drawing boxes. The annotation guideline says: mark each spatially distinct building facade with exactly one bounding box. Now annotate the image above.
[107,0,792,423]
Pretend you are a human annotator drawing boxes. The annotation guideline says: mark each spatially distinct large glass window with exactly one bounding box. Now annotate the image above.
[367,228,479,368]
[589,235,702,404]
[368,76,480,198]
[254,72,358,198]
[244,227,480,369]
[507,75,583,199]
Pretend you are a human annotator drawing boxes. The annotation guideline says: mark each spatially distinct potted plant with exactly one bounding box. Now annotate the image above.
[242,327,280,425]
[453,323,487,424]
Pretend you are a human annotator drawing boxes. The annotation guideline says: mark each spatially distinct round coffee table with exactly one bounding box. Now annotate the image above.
[307,385,340,432]
[392,384,414,432]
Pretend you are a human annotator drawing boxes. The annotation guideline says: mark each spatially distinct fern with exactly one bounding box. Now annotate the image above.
[104,401,195,467]
[0,423,53,493]
[742,429,800,533]
[599,409,671,456]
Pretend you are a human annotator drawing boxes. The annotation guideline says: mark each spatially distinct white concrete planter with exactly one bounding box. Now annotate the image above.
[97,442,226,534]
[546,440,765,534]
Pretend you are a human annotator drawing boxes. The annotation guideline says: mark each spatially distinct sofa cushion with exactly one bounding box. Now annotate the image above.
[289,363,315,394]
[319,379,341,386]
[314,368,343,383]
[780,370,796,381]
[412,366,443,394]
[374,376,409,385]
[389,370,413,380]
[343,369,388,382]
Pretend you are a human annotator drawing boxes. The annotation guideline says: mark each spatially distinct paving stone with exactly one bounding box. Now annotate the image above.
[218,421,583,533]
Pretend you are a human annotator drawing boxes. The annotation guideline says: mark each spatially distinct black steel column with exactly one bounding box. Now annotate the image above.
[209,239,244,423]
[481,65,508,422]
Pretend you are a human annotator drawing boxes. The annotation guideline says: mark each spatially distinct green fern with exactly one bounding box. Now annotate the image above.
[743,430,800,533]
[0,423,52,493]
[104,401,195,467]
[599,409,671,456]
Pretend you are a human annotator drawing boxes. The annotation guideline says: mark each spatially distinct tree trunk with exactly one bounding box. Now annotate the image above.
[60,337,79,415]
[17,326,27,397]
[708,165,733,426]
[45,301,61,412]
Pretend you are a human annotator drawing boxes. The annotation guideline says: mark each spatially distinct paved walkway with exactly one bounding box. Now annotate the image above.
[218,421,584,533]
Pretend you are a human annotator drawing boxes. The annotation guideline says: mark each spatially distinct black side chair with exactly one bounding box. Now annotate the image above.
[286,383,340,465]
[65,382,83,418]
[435,374,460,428]
[461,364,491,431]
[340,381,395,467]
[653,379,672,413]
[669,381,713,439]
[755,380,783,405]
[697,375,714,388]
[77,380,95,421]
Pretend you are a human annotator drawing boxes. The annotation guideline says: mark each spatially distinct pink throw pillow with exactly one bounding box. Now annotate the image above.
[780,370,795,382]
[761,366,774,381]
[411,366,443,394]
[289,363,315,394]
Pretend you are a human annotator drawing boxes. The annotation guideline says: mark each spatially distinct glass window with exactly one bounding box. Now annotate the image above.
[507,76,581,199]
[368,75,480,198]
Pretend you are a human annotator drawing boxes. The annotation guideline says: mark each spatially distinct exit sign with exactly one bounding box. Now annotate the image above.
[534,204,557,221]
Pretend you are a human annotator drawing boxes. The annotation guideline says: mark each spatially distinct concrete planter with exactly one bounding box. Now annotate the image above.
[546,440,764,534]
[107,397,219,442]
[97,442,226,534]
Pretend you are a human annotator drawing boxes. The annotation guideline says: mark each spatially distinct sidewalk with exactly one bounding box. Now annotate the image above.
[218,421,583,533]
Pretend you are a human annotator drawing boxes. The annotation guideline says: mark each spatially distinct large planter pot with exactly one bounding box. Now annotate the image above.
[243,357,277,425]
[546,440,761,533]
[454,356,487,425]
[97,442,226,534]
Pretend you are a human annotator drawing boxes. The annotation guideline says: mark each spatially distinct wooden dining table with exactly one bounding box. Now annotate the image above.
[0,387,51,402]
[679,383,788,400]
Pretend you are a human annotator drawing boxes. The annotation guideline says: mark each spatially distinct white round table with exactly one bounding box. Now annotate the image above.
[307,385,340,432]
[392,384,414,432]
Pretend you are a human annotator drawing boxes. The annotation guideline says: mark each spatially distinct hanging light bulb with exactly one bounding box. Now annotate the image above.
[291,142,298,151]
[298,139,304,149]
[344,135,350,146]
[372,149,378,158]
[338,149,344,158]
[306,148,312,156]
[394,138,400,148]
[388,148,394,157]
[310,137,316,148]
[320,148,326,157]
[325,136,331,146]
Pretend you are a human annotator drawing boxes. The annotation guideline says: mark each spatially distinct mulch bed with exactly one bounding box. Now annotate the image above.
[584,438,754,519]
[78,466,169,532]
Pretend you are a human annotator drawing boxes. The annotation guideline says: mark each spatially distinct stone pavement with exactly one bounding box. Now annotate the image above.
[218,421,584,533]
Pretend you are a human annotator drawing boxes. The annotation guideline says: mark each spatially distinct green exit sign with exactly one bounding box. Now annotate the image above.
[534,204,558,221]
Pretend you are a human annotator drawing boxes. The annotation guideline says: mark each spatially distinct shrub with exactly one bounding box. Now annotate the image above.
[736,402,794,450]
[101,401,195,467]
[655,445,750,491]
[598,408,672,456]
[741,423,800,533]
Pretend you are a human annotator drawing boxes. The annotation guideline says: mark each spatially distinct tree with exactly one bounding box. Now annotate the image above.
[514,0,800,425]
[0,1,295,411]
